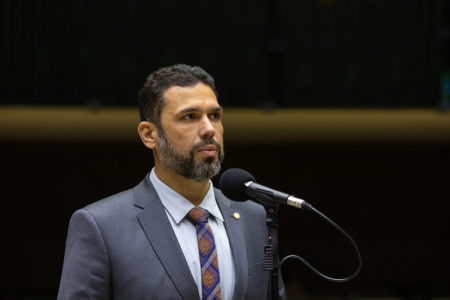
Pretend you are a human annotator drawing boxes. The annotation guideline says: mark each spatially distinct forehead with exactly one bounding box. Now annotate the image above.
[162,82,219,112]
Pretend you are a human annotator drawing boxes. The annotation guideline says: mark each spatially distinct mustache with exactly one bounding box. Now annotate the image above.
[192,138,221,151]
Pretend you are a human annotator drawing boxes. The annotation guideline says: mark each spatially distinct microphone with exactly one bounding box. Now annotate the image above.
[220,169,362,283]
[219,168,311,210]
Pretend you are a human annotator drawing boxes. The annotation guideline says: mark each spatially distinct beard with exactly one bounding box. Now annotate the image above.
[157,127,224,182]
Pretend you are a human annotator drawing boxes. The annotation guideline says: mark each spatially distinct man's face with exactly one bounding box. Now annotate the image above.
[155,82,224,182]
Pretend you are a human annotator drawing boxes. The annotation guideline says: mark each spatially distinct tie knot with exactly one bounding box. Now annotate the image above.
[187,207,209,225]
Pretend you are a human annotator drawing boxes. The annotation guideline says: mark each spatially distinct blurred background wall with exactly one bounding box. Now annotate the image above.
[1,0,450,299]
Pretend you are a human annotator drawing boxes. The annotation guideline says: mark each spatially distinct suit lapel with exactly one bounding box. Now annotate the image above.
[134,175,200,300]
[215,190,248,300]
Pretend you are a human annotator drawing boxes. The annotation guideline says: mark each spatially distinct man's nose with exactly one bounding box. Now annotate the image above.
[198,115,215,139]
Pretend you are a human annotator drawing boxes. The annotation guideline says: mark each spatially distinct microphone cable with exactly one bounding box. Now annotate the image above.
[280,204,362,283]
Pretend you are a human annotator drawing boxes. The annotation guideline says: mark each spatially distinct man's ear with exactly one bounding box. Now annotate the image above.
[137,121,158,149]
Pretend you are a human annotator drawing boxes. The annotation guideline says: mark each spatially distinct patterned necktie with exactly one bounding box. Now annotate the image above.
[187,207,222,300]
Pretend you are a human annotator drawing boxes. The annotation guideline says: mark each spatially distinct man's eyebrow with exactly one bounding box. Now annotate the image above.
[178,106,223,114]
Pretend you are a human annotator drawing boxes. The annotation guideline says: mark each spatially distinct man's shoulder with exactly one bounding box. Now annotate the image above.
[84,188,134,214]
[68,189,135,229]
[76,174,152,220]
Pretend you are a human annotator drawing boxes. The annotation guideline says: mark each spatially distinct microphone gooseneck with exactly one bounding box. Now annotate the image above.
[218,168,362,283]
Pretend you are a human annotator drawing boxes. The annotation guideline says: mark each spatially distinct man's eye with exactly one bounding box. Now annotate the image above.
[210,113,221,119]
[183,114,195,120]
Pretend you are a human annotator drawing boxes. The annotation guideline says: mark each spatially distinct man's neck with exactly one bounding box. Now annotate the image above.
[153,165,210,206]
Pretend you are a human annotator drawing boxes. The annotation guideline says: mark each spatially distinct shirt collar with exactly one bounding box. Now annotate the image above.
[149,168,224,224]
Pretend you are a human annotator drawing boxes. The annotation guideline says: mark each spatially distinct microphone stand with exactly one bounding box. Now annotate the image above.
[263,204,280,300]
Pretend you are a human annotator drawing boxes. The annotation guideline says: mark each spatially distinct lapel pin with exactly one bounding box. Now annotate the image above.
[233,212,240,219]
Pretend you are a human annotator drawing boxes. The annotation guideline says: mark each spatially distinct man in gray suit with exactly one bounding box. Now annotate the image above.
[58,64,285,299]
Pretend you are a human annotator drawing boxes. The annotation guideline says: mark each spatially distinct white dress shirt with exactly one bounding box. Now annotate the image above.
[150,169,235,300]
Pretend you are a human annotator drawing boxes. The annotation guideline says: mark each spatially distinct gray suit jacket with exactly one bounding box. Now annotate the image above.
[58,173,285,300]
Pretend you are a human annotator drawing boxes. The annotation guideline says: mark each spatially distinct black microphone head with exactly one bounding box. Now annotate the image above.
[219,168,256,202]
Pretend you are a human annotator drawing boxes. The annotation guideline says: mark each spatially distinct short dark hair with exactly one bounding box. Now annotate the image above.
[137,64,218,124]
